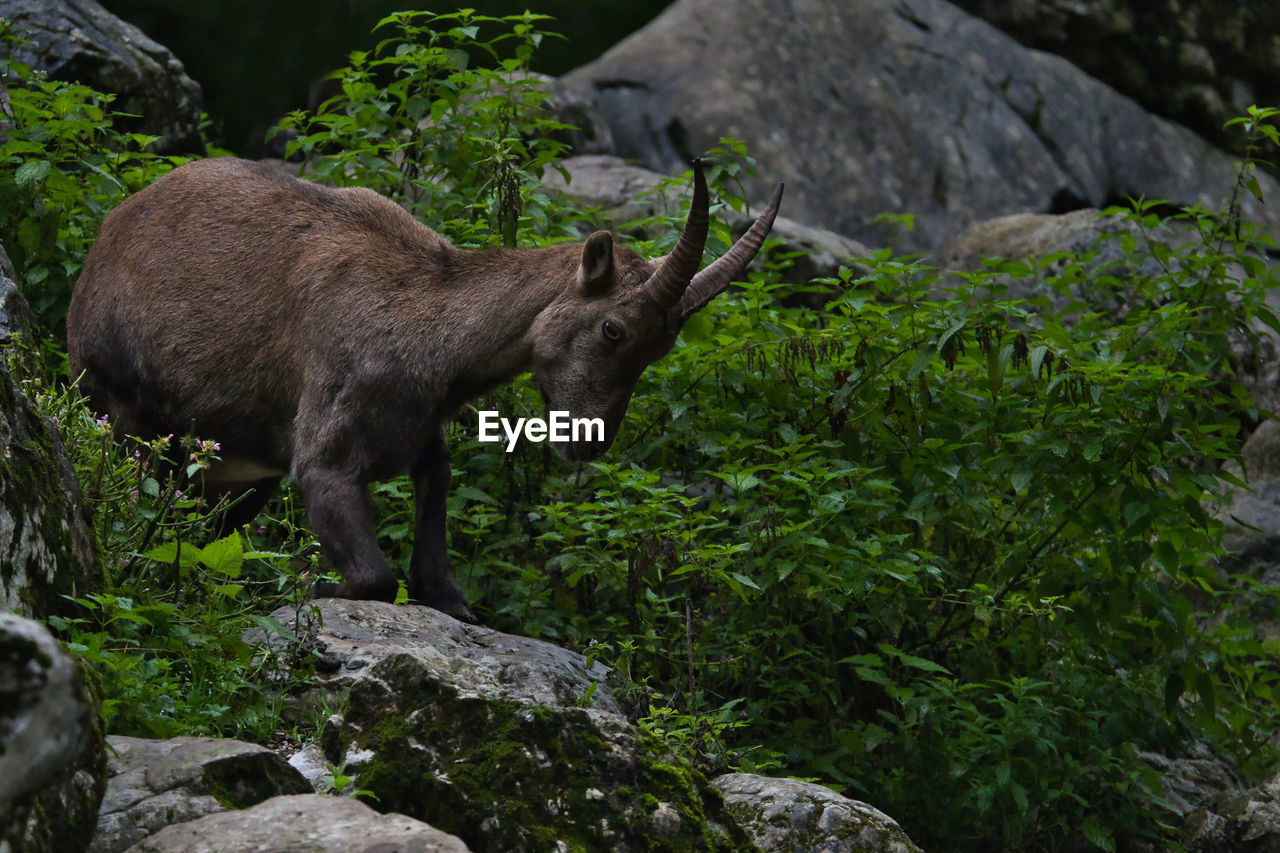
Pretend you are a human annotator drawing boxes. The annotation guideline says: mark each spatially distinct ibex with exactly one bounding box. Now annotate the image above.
[67,157,782,623]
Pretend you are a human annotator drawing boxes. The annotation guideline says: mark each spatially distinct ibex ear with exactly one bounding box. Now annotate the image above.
[577,231,615,295]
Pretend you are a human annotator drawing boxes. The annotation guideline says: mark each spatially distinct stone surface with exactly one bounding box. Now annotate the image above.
[950,0,1280,158]
[0,612,106,853]
[935,207,1175,307]
[1183,771,1280,853]
[123,794,472,853]
[0,0,204,154]
[90,735,313,853]
[1218,419,1280,564]
[546,154,869,285]
[0,241,96,619]
[561,0,1280,254]
[713,773,923,853]
[249,598,754,852]
[0,240,32,346]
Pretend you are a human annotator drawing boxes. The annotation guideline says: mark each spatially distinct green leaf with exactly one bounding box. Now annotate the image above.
[198,534,244,577]
[15,159,51,187]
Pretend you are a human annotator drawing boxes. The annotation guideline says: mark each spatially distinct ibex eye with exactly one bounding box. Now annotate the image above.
[601,320,624,342]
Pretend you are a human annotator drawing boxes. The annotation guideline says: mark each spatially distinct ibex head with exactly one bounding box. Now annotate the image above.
[530,161,784,461]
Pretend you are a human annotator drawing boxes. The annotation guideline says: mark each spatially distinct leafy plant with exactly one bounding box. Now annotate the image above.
[275,8,576,248]
[30,379,315,740]
[0,18,180,341]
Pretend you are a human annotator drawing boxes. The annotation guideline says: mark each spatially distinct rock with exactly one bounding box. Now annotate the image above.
[713,772,924,853]
[527,73,615,157]
[949,1,1280,158]
[546,154,870,285]
[1219,420,1280,567]
[935,208,1171,307]
[543,153,684,231]
[0,240,34,347]
[560,0,1280,254]
[90,735,313,853]
[1183,771,1280,852]
[248,598,756,852]
[122,793,472,853]
[0,0,204,154]
[0,612,107,853]
[757,215,871,289]
[0,241,96,619]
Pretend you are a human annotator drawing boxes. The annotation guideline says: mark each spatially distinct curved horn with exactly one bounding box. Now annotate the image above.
[644,160,710,311]
[677,181,784,322]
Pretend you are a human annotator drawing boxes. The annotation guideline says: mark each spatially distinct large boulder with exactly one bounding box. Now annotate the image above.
[950,0,1280,158]
[546,154,870,285]
[0,0,204,154]
[123,794,471,853]
[90,735,313,853]
[0,242,96,619]
[1182,771,1280,852]
[560,0,1279,254]
[713,773,924,853]
[253,599,758,851]
[0,612,107,853]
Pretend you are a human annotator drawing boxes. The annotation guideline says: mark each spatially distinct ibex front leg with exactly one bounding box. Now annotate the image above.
[296,462,400,603]
[409,429,477,623]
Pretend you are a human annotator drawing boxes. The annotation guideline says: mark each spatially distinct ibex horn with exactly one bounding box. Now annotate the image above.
[676,180,784,322]
[644,160,710,311]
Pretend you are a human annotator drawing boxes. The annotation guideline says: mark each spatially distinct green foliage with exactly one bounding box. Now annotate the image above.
[6,7,1280,851]
[430,135,1280,851]
[0,19,180,339]
[275,9,577,247]
[31,381,314,740]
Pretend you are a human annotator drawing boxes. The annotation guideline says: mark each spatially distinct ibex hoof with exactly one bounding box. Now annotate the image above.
[436,600,481,625]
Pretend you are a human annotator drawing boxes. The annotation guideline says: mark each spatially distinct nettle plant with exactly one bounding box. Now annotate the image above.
[275,9,577,248]
[0,18,178,339]
[432,127,1280,851]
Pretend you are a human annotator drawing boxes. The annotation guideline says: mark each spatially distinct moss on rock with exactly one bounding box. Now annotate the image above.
[321,651,754,852]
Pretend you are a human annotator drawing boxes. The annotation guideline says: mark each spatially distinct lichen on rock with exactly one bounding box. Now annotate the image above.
[253,599,756,851]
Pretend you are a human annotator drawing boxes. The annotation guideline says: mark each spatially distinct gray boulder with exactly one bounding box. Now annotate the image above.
[250,598,757,851]
[561,0,1279,254]
[950,0,1279,157]
[713,773,924,853]
[1183,771,1280,852]
[0,612,107,853]
[123,794,471,853]
[546,154,870,284]
[1220,419,1280,571]
[90,735,313,853]
[0,0,204,154]
[0,242,96,619]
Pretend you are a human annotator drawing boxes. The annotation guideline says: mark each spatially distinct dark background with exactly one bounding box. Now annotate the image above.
[102,0,673,154]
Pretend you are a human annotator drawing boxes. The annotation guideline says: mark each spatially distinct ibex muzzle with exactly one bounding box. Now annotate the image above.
[67,157,782,623]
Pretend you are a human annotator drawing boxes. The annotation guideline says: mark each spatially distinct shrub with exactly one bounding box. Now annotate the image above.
[0,18,179,341]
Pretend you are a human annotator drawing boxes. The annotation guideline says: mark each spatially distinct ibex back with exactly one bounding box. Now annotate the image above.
[67,157,782,623]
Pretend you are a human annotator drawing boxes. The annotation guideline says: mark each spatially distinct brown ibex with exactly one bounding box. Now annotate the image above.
[67,157,782,623]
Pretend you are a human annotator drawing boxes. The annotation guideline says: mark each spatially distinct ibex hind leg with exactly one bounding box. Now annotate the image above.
[209,476,284,536]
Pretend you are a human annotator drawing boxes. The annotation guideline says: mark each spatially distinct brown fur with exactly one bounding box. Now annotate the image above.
[67,157,777,622]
